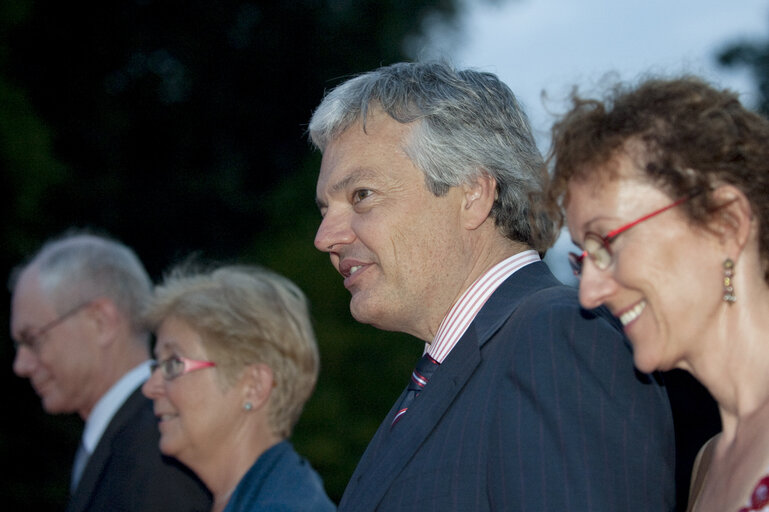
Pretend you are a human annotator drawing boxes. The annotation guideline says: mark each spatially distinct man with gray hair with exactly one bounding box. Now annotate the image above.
[10,230,211,512]
[310,61,676,511]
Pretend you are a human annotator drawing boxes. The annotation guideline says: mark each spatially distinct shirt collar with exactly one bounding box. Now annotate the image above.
[81,360,152,453]
[426,250,540,363]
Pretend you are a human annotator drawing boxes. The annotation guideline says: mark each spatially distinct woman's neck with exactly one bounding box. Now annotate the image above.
[199,432,283,512]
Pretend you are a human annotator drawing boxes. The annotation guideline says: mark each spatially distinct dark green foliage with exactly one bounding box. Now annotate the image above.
[718,15,769,116]
[0,0,462,507]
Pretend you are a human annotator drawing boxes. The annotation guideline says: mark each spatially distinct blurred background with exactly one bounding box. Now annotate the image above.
[2,0,768,509]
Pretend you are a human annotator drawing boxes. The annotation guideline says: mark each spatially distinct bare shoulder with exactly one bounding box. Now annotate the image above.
[693,412,769,512]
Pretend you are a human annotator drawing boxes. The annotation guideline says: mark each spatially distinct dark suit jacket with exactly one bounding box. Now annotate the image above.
[338,262,676,511]
[66,386,212,512]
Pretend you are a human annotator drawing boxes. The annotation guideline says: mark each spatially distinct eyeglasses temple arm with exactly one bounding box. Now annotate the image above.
[605,196,690,239]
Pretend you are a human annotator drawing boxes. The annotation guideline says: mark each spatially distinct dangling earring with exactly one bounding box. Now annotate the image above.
[723,258,736,303]
[243,402,253,411]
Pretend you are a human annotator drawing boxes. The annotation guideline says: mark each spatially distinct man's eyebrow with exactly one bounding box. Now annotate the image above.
[316,168,381,210]
[15,327,34,343]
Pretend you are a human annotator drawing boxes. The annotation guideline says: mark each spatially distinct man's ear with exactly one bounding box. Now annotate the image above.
[87,298,121,347]
[709,184,752,254]
[461,172,497,230]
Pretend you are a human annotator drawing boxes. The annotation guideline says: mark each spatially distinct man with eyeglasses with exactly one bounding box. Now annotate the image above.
[9,230,212,512]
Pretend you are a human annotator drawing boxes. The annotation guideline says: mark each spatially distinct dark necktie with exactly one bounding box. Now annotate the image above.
[391,353,440,427]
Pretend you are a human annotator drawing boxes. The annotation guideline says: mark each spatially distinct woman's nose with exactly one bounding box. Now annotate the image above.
[142,364,165,399]
[578,260,617,310]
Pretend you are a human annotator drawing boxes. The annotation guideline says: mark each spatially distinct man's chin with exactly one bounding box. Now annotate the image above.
[350,299,383,326]
[349,307,372,325]
[41,397,71,416]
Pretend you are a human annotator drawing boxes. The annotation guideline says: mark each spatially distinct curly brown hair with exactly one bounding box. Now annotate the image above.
[544,76,769,283]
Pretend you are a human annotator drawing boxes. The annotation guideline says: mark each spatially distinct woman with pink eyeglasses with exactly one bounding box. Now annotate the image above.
[141,264,335,512]
[543,76,769,512]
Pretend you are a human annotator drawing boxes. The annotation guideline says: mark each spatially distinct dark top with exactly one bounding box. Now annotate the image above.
[224,440,336,512]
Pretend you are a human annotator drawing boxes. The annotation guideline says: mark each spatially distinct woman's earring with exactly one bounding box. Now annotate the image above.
[243,402,253,411]
[723,258,736,303]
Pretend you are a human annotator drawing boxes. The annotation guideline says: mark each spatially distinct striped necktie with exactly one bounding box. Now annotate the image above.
[392,354,440,427]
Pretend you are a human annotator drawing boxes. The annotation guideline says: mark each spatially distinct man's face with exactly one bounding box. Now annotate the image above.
[10,268,97,417]
[314,110,468,340]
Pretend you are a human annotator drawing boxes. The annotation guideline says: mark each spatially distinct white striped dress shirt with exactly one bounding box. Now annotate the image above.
[426,250,540,363]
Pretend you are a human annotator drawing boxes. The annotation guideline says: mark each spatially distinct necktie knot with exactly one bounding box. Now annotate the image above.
[392,354,440,427]
[408,354,440,392]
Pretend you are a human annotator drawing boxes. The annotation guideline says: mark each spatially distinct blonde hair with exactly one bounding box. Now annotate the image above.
[146,264,319,438]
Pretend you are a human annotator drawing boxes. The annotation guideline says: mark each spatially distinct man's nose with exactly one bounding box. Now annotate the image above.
[314,209,355,252]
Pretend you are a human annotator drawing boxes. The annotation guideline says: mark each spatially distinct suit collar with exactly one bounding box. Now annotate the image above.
[472,261,561,345]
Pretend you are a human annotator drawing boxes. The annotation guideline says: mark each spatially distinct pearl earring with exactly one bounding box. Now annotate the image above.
[243,402,253,411]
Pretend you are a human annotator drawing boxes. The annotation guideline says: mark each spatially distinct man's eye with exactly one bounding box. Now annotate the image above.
[352,189,372,204]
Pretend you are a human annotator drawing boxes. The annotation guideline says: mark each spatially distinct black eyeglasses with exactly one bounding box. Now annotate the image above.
[150,355,216,381]
[14,301,94,354]
[569,195,692,276]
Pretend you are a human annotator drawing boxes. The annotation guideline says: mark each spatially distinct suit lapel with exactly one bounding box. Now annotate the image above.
[66,385,145,512]
[342,332,482,509]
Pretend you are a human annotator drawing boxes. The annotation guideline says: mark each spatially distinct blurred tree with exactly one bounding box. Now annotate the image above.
[718,21,769,116]
[0,0,478,508]
[4,0,466,275]
[0,1,84,509]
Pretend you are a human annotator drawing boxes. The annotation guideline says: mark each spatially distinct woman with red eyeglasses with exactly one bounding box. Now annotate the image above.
[543,76,769,512]
[141,264,335,512]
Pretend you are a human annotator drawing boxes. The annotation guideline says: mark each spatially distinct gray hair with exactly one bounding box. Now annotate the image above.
[146,264,319,439]
[309,61,557,251]
[9,230,152,337]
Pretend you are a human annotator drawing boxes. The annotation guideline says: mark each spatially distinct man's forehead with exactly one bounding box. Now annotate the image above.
[12,267,43,306]
[10,270,52,332]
